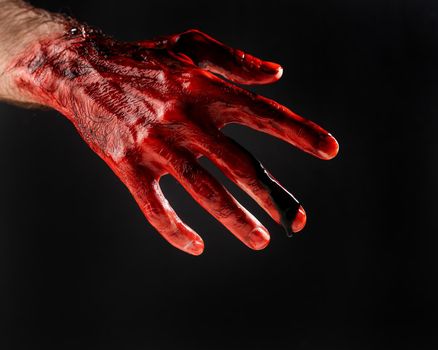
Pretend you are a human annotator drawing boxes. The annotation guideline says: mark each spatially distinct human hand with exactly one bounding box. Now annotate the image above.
[9,26,339,255]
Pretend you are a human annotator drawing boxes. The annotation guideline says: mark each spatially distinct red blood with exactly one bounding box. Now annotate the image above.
[9,24,338,255]
[292,206,307,233]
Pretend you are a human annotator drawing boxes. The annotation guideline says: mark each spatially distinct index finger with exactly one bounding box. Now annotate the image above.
[165,29,283,85]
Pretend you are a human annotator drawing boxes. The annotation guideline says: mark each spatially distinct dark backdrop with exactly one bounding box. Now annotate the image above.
[0,0,437,349]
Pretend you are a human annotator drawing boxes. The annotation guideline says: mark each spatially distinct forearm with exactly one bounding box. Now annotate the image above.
[0,0,66,105]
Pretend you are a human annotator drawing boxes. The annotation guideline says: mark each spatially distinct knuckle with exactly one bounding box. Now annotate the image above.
[180,29,205,42]
[214,203,234,219]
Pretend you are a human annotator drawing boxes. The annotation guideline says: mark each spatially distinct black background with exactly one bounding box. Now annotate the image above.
[0,0,437,349]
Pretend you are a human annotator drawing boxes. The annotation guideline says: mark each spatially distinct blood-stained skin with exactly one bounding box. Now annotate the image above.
[9,24,338,255]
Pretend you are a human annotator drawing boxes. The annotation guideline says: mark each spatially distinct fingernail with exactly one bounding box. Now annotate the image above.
[317,133,339,160]
[185,237,204,256]
[261,61,283,77]
[248,227,270,250]
[291,205,307,233]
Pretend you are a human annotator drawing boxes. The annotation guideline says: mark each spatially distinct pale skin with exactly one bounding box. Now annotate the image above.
[0,0,339,255]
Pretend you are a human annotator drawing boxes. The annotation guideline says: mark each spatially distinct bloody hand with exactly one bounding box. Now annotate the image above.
[10,26,339,255]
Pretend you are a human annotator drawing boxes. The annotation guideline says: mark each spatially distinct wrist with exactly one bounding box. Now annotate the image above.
[0,1,67,105]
